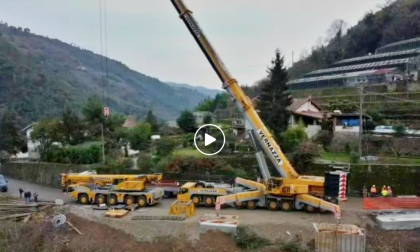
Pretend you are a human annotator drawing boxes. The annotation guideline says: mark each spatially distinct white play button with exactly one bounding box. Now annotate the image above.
[194,124,226,156]
[204,133,216,146]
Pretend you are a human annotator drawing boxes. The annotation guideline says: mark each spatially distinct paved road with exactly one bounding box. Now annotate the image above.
[1,177,72,203]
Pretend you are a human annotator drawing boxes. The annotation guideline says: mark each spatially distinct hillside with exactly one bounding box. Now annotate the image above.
[166,82,221,98]
[288,0,420,79]
[0,23,208,124]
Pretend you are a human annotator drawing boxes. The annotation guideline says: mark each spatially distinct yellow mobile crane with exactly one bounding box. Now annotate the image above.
[61,171,163,191]
[170,0,341,216]
[62,171,164,206]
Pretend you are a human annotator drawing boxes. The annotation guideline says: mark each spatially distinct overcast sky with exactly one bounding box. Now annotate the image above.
[0,0,385,89]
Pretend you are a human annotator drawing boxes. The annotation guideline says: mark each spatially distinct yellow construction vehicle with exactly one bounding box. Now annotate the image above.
[169,0,341,217]
[68,177,164,207]
[61,171,163,191]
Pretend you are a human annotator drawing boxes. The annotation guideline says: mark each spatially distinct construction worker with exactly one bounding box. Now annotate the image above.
[381,187,388,197]
[387,186,393,197]
[382,185,386,192]
[370,185,377,197]
[33,192,38,203]
[19,188,24,198]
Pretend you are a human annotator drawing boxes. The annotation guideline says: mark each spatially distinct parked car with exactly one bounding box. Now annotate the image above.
[0,175,8,192]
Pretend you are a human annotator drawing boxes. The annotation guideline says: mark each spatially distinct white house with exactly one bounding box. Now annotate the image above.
[288,97,324,138]
[193,111,215,125]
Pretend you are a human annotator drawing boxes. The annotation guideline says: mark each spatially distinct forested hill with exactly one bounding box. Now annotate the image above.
[288,0,420,79]
[0,22,208,125]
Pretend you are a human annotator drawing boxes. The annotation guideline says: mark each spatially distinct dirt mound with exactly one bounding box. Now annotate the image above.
[0,214,240,252]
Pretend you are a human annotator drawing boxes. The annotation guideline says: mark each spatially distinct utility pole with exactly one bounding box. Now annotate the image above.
[101,123,105,165]
[358,84,363,158]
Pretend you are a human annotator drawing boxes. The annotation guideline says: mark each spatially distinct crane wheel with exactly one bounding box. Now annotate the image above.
[204,196,215,207]
[246,200,257,210]
[125,196,135,206]
[108,195,117,205]
[95,195,106,205]
[137,196,147,207]
[280,201,293,212]
[196,183,205,188]
[191,195,201,205]
[267,200,279,211]
[305,204,317,213]
[234,201,245,209]
[78,194,89,204]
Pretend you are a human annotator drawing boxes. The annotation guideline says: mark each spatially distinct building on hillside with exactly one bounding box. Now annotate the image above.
[288,97,325,138]
[287,37,420,91]
[332,113,372,133]
[123,116,137,128]
[193,111,215,125]
[12,122,40,160]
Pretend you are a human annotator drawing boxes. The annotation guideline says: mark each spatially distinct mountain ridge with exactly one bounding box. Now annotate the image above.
[165,82,222,98]
[0,22,208,124]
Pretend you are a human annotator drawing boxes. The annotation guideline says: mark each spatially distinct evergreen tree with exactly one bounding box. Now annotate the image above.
[257,49,292,139]
[145,110,159,133]
[0,111,26,155]
[176,110,197,133]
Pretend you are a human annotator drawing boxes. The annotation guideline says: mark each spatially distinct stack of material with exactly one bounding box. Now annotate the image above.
[0,195,50,220]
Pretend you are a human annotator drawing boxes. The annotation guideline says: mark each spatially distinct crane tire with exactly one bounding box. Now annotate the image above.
[246,200,257,210]
[137,196,147,207]
[108,195,118,205]
[125,195,135,206]
[95,195,106,205]
[191,195,201,205]
[78,194,89,204]
[267,200,279,211]
[204,196,215,207]
[280,201,293,212]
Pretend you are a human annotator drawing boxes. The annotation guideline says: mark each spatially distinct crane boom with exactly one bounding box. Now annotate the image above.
[171,0,298,179]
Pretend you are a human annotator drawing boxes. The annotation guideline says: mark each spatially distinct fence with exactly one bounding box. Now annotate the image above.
[363,196,420,210]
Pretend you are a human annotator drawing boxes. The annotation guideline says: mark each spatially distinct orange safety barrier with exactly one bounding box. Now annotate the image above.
[363,197,420,210]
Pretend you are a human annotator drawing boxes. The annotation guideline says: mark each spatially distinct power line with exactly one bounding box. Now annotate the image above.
[104,0,110,106]
[98,0,105,103]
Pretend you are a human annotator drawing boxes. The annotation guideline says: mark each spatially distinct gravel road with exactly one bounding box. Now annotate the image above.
[1,177,370,243]
[1,177,71,203]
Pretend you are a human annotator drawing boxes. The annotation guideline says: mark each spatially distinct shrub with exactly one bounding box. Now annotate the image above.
[280,121,308,153]
[344,143,351,153]
[137,154,153,172]
[235,227,271,250]
[43,145,100,164]
[350,151,359,163]
[157,138,176,157]
[292,141,321,173]
[315,130,333,150]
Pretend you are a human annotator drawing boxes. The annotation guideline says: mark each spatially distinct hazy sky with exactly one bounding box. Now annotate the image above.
[0,0,385,89]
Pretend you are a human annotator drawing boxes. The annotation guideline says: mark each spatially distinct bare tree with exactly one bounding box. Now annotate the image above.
[328,19,348,60]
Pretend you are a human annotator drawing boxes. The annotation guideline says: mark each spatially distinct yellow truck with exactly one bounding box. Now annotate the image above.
[69,179,164,207]
[61,171,162,191]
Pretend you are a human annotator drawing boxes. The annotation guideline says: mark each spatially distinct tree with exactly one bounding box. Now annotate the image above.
[82,95,104,127]
[393,124,406,137]
[292,141,321,173]
[129,123,152,151]
[328,19,347,60]
[145,110,159,133]
[257,49,292,139]
[328,99,358,113]
[0,111,26,156]
[203,114,212,124]
[280,120,308,153]
[31,118,62,159]
[177,110,197,133]
[157,138,176,157]
[61,107,85,146]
